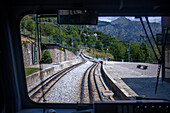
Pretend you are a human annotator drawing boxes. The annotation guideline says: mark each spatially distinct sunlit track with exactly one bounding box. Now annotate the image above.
[95,63,115,101]
[80,52,114,103]
[80,51,90,61]
[80,63,96,103]
[88,62,101,103]
[28,50,114,103]
[93,62,103,101]
[28,55,86,102]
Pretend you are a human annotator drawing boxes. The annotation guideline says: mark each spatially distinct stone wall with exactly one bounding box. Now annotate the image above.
[65,49,77,60]
[22,39,77,66]
[41,44,77,63]
[22,41,36,66]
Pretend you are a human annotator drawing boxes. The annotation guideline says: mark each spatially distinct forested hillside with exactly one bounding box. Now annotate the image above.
[88,17,161,42]
[20,15,159,62]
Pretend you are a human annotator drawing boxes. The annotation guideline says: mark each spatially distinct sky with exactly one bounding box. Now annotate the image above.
[98,16,161,23]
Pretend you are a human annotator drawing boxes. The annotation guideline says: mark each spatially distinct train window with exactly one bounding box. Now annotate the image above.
[20,14,170,104]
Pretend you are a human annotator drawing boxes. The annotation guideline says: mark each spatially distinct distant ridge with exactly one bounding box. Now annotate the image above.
[88,17,161,42]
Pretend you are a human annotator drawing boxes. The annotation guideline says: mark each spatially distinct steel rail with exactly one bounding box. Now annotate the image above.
[80,52,115,103]
[93,63,103,101]
[80,63,96,103]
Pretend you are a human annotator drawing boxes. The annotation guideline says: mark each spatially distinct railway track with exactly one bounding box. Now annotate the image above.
[28,60,86,102]
[28,51,114,103]
[80,53,114,103]
[95,63,115,101]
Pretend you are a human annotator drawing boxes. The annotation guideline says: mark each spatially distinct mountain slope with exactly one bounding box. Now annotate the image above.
[88,17,161,42]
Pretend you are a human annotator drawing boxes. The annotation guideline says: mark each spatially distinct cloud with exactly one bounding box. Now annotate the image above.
[98,17,118,22]
[125,17,136,21]
[98,16,136,22]
[148,17,161,23]
[98,16,161,23]
[140,17,161,23]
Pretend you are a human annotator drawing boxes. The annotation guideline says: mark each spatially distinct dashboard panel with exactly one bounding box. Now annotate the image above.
[18,100,170,113]
[94,100,170,113]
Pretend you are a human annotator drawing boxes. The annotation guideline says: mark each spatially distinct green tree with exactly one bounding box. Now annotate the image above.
[41,50,52,63]
[130,42,144,62]
[110,42,127,60]
[42,24,54,36]
[140,42,151,62]
[95,41,104,51]
[25,19,35,31]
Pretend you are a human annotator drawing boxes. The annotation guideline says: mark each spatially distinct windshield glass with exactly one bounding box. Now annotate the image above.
[20,15,170,103]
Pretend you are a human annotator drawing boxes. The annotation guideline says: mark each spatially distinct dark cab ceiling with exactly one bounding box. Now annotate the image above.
[3,0,170,16]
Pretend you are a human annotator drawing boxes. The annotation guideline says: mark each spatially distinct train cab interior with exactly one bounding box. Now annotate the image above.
[1,0,170,113]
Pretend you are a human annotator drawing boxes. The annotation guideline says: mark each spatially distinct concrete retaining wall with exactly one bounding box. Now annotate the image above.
[101,62,129,100]
[26,67,54,88]
[26,59,82,87]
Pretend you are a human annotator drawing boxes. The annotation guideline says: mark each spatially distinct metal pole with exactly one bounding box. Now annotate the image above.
[72,36,73,53]
[59,24,61,44]
[56,53,59,65]
[24,29,26,35]
[145,16,161,55]
[36,14,39,64]
[34,14,37,64]
[37,14,46,102]
[140,17,159,62]
[31,31,33,37]
[39,18,42,43]
[128,42,130,62]
[40,33,42,43]
[105,43,107,65]
[93,47,94,57]
[105,49,107,65]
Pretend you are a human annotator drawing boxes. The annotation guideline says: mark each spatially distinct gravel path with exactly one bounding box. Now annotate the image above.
[45,61,93,103]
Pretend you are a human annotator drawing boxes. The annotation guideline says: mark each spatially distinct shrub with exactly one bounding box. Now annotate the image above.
[41,50,52,63]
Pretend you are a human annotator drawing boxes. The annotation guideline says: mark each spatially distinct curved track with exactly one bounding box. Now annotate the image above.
[80,52,114,103]
[28,51,115,103]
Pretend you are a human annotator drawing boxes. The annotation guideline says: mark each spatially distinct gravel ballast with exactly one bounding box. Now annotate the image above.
[45,61,93,103]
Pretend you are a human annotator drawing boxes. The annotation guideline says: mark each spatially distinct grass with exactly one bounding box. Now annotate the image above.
[25,68,40,76]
